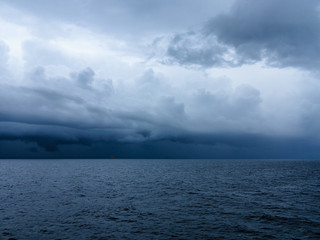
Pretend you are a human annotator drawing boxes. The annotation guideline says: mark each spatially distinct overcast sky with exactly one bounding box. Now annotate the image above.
[1,0,320,158]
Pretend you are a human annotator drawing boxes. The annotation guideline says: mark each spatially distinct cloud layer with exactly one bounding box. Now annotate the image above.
[1,0,320,158]
[165,0,320,70]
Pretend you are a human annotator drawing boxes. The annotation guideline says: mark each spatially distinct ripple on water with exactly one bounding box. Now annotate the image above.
[0,159,319,240]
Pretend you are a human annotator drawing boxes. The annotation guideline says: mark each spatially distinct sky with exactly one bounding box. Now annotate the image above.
[1,0,320,159]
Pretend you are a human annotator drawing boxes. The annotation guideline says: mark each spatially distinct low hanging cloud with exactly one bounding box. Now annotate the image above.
[0,50,317,156]
[164,0,320,70]
[0,56,268,154]
[1,0,320,158]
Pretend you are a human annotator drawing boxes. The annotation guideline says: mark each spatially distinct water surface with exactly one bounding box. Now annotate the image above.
[0,159,319,239]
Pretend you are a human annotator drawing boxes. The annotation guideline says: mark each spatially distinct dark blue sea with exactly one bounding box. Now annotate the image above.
[0,159,319,240]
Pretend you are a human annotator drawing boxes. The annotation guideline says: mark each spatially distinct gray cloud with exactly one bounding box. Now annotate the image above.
[0,41,9,72]
[187,83,262,135]
[165,0,320,70]
[166,32,228,67]
[1,0,320,159]
[296,80,320,135]
[2,59,314,157]
[72,67,95,88]
[3,0,234,38]
[23,40,67,67]
[194,84,261,118]
[2,131,320,159]
[0,63,269,154]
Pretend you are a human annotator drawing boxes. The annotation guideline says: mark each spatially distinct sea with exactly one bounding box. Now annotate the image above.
[0,159,319,240]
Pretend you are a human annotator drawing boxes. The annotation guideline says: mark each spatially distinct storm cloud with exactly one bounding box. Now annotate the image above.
[165,0,320,70]
[1,0,320,158]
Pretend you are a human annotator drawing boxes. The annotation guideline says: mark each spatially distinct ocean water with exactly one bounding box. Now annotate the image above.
[0,159,319,240]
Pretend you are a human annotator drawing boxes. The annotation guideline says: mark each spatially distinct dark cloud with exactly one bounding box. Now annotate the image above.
[0,64,269,158]
[72,67,95,88]
[0,67,119,132]
[4,60,301,159]
[0,66,188,152]
[1,132,320,159]
[165,0,320,70]
[166,32,228,67]
[0,76,307,160]
[2,0,320,159]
